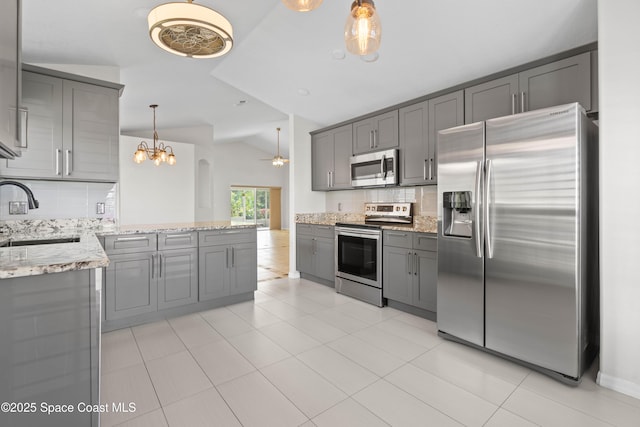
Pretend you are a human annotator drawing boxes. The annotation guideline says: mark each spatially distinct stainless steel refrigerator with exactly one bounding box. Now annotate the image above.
[436,103,599,383]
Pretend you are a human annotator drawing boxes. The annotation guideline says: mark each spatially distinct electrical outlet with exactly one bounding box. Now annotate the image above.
[9,201,28,215]
[96,202,106,215]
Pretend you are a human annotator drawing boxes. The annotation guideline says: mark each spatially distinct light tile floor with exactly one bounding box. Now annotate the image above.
[257,229,289,282]
[101,277,640,427]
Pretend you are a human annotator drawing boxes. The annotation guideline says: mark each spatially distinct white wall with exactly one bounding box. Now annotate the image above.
[209,140,290,228]
[597,0,640,399]
[119,135,195,225]
[288,114,325,276]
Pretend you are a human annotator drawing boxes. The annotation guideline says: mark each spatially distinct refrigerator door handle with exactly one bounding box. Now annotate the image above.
[485,159,494,259]
[474,160,483,258]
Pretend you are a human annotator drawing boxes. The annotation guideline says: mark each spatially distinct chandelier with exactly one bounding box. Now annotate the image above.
[281,0,323,12]
[148,0,233,58]
[133,105,176,166]
[344,0,382,56]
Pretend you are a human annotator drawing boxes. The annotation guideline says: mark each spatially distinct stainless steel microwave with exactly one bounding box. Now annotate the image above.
[350,148,398,187]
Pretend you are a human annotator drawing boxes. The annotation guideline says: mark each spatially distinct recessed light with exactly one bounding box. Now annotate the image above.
[297,88,310,96]
[332,49,346,60]
[360,52,379,63]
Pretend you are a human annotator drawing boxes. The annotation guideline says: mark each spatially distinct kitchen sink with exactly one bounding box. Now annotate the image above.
[0,236,80,247]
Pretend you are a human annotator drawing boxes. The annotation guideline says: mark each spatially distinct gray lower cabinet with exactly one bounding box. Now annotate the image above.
[352,110,399,154]
[0,269,100,427]
[104,232,198,321]
[465,52,593,123]
[0,68,121,181]
[311,124,352,190]
[296,224,335,283]
[198,229,257,301]
[383,230,437,312]
[399,91,463,186]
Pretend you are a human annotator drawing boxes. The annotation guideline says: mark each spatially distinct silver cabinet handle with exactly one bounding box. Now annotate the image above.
[474,161,483,258]
[18,108,28,148]
[520,91,526,113]
[511,93,517,115]
[65,149,71,175]
[485,159,494,259]
[423,159,428,181]
[327,171,331,188]
[115,236,149,242]
[56,149,61,175]
[373,129,378,147]
[330,171,334,187]
[429,158,433,180]
[160,254,164,278]
[225,247,230,268]
[151,254,156,279]
[369,130,374,149]
[407,252,412,274]
[414,253,419,276]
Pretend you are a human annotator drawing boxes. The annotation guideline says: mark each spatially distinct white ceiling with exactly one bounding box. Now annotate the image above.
[21,0,598,156]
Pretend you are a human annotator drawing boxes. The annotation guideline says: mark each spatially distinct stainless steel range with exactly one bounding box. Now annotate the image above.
[335,202,413,307]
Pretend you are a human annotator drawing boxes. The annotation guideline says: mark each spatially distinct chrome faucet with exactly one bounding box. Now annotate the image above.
[0,180,40,209]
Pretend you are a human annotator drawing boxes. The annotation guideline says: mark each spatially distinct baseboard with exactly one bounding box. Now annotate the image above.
[597,371,640,400]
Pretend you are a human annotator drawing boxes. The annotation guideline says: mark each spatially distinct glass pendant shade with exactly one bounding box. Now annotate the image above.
[281,0,323,12]
[148,0,233,58]
[344,0,381,56]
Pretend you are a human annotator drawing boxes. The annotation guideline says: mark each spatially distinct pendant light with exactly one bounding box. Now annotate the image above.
[133,105,176,166]
[148,0,233,58]
[344,0,381,56]
[281,0,323,12]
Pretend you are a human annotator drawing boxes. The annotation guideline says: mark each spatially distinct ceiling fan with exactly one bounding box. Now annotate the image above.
[262,127,289,167]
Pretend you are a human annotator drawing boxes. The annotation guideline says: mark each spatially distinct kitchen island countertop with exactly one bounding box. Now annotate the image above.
[0,221,255,279]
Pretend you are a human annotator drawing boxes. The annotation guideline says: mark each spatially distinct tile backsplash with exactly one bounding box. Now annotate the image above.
[326,186,437,216]
[0,180,117,221]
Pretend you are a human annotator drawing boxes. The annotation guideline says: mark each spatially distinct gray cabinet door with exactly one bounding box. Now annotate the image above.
[413,249,437,312]
[296,234,314,275]
[353,111,399,154]
[229,242,258,295]
[105,252,157,320]
[331,124,353,189]
[158,247,198,309]
[0,0,18,153]
[428,90,464,184]
[63,80,119,181]
[198,245,229,301]
[314,237,335,282]
[311,131,333,190]
[465,74,519,124]
[399,100,429,186]
[519,52,591,112]
[0,72,63,177]
[382,245,413,305]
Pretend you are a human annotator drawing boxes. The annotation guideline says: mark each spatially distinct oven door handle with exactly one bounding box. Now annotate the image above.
[335,230,381,239]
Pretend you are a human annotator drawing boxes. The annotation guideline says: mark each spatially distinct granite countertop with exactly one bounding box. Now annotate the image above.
[296,213,437,234]
[97,221,256,236]
[0,230,108,279]
[0,220,255,279]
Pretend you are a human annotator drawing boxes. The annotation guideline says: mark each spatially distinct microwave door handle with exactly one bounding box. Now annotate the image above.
[380,155,387,178]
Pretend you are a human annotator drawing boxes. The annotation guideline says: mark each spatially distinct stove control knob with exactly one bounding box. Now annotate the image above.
[403,207,407,211]
[395,206,400,211]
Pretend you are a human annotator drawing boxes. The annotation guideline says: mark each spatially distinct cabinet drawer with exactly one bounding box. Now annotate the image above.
[313,225,335,239]
[103,234,157,254]
[297,223,314,236]
[383,230,413,248]
[199,228,256,247]
[158,231,198,250]
[414,233,437,252]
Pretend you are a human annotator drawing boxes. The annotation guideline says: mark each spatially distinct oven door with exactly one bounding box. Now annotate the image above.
[335,227,382,288]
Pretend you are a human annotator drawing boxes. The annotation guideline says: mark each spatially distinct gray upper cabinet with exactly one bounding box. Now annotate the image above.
[0,69,121,181]
[465,52,593,124]
[311,124,352,191]
[399,91,463,186]
[465,74,519,124]
[352,110,398,155]
[0,0,19,157]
